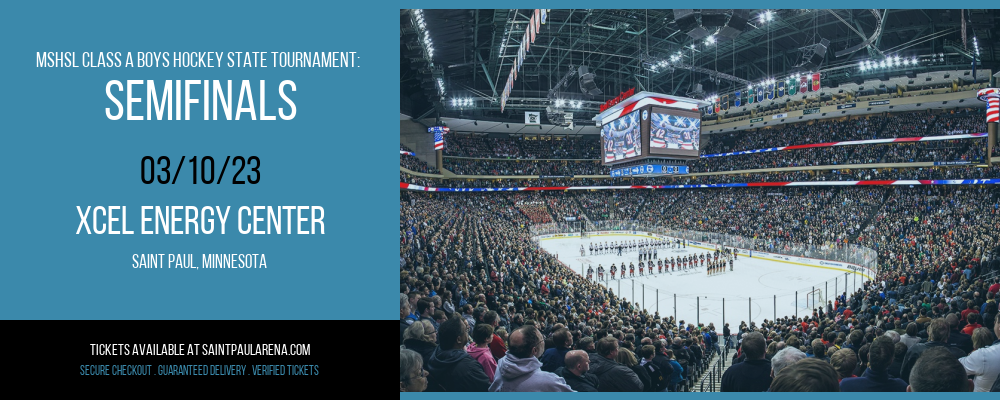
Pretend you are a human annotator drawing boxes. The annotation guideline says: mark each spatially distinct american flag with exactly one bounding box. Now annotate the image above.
[434,131,444,150]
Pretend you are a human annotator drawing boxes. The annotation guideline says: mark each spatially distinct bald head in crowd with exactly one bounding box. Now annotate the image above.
[564,350,590,376]
[509,325,544,358]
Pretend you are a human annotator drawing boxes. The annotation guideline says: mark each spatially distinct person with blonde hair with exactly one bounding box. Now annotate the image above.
[402,319,437,366]
[616,347,651,392]
[958,323,1000,392]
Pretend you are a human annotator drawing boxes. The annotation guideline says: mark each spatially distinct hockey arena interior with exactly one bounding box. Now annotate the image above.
[399,9,1000,393]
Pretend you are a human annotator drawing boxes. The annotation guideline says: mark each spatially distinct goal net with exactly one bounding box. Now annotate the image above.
[806,288,824,310]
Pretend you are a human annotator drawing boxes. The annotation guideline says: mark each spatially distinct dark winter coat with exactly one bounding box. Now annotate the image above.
[589,354,643,392]
[403,338,437,367]
[554,367,600,392]
[899,341,967,383]
[720,358,772,392]
[426,347,491,392]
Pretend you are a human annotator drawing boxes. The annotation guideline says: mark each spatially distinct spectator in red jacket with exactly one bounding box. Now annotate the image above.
[483,310,508,360]
[961,313,982,335]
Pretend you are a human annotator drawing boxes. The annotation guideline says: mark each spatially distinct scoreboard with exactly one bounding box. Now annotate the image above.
[594,91,709,166]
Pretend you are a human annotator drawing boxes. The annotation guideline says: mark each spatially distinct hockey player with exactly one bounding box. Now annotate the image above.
[589,243,594,256]
[597,265,604,280]
[581,245,585,257]
[620,263,626,279]
[647,260,653,275]
[638,261,644,276]
[657,259,663,274]
[610,264,617,280]
[587,265,594,280]
[617,242,623,256]
[730,258,734,271]
[653,247,657,260]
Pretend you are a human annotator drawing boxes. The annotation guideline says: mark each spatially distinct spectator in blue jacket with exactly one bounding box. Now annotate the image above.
[665,348,684,392]
[540,328,572,372]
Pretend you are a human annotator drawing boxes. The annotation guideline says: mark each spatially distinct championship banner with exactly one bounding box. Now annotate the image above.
[3,1,381,386]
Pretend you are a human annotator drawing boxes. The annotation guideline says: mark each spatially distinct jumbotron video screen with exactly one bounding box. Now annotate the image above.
[649,107,701,158]
[601,109,642,163]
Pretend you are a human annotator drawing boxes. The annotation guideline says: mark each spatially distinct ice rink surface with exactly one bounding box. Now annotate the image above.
[539,235,863,326]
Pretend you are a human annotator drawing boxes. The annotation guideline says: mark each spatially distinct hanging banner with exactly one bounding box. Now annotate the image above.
[777,81,785,97]
[812,73,821,92]
[734,90,741,107]
[789,80,798,95]
[766,83,774,100]
[748,88,755,104]
[525,111,541,125]
[800,76,808,93]
[714,98,720,113]
[756,87,764,103]
[540,9,547,24]
[534,9,541,32]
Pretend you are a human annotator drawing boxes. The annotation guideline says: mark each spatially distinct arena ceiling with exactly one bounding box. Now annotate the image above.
[401,9,998,127]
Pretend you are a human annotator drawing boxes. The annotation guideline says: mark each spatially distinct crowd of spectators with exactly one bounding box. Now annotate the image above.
[405,110,992,179]
[401,186,1000,392]
[401,144,440,174]
[401,164,1000,191]
[445,135,600,159]
[690,139,988,173]
[443,159,608,176]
